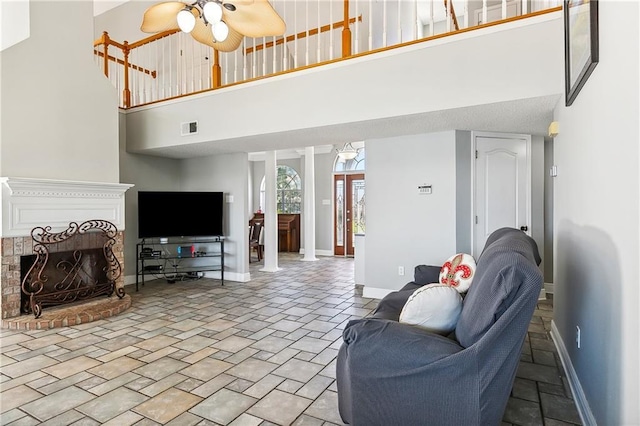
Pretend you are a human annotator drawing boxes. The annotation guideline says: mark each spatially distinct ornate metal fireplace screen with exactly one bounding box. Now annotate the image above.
[21,220,125,318]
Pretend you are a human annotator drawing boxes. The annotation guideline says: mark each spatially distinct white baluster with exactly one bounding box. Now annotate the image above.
[397,0,401,43]
[252,38,256,78]
[464,0,469,29]
[329,0,333,60]
[294,0,298,68]
[482,0,488,25]
[317,0,321,63]
[522,0,527,14]
[446,0,451,32]
[243,40,248,80]
[368,0,373,50]
[355,0,359,54]
[502,0,507,20]
[383,0,387,47]
[282,0,287,71]
[429,0,434,36]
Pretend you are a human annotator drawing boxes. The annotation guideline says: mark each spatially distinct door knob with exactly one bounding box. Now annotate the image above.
[520,226,528,231]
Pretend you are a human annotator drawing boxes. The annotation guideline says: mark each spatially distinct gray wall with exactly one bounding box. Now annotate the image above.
[553,2,639,424]
[455,130,472,253]
[119,112,181,278]
[180,153,250,279]
[365,131,458,291]
[531,135,545,276]
[311,151,336,253]
[1,1,119,182]
[543,137,554,283]
[250,153,334,253]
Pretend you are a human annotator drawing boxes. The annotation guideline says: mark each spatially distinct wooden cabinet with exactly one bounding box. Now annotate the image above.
[250,213,300,252]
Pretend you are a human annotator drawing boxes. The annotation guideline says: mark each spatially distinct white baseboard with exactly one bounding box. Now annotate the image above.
[362,286,394,300]
[299,249,334,256]
[538,289,547,300]
[550,320,596,426]
[544,282,554,294]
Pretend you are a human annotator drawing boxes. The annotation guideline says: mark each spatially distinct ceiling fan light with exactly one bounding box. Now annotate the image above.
[177,9,196,33]
[203,1,223,23]
[212,21,229,42]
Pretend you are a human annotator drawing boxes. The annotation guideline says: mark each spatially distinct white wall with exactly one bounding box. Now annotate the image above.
[1,0,30,51]
[0,1,119,182]
[365,131,458,292]
[180,153,250,282]
[93,0,155,41]
[553,2,639,424]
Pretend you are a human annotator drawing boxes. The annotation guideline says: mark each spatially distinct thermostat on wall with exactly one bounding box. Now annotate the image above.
[418,184,432,195]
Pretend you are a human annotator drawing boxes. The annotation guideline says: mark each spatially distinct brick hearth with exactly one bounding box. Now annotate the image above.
[1,293,131,330]
[1,231,126,326]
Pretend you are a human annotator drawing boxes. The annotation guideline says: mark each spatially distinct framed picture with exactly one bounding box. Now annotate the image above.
[564,0,599,106]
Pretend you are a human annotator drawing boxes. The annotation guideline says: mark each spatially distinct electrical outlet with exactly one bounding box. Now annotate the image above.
[576,326,581,349]
[398,266,405,276]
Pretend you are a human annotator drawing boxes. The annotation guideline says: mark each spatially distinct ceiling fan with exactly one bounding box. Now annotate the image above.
[141,0,286,52]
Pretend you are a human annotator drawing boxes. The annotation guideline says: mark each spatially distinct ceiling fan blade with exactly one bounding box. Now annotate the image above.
[140,1,191,33]
[191,18,244,52]
[224,0,286,38]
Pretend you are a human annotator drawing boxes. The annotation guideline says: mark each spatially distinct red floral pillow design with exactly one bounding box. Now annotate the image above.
[439,253,476,293]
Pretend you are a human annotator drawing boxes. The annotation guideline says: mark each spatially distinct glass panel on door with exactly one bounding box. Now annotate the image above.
[335,173,364,256]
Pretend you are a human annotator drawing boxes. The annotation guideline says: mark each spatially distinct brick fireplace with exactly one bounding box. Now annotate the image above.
[0,177,133,327]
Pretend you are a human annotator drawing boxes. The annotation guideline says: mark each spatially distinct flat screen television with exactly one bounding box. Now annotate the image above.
[138,191,224,239]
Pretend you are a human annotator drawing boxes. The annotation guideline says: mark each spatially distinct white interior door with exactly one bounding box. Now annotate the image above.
[474,135,529,256]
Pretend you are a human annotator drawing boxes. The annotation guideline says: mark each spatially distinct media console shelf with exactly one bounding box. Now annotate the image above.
[135,236,224,291]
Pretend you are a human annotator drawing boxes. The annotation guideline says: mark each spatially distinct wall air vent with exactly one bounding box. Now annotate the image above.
[181,121,198,136]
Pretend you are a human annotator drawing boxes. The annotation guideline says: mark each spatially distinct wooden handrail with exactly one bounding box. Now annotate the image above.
[93,50,157,78]
[245,16,361,55]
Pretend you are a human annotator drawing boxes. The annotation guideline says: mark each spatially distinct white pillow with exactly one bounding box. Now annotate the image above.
[399,284,463,335]
[439,253,476,293]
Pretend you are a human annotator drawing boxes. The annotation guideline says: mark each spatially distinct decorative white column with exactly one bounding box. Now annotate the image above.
[302,146,318,261]
[261,151,280,272]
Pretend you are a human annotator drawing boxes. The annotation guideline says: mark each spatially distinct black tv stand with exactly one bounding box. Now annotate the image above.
[135,236,224,291]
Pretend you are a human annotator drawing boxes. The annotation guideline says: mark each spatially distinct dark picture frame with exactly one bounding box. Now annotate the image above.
[564,0,599,106]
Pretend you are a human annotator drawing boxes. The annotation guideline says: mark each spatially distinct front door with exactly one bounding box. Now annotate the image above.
[334,173,365,256]
[474,134,529,256]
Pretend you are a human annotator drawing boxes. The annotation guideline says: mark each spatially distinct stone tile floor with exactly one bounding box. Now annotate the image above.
[0,254,580,425]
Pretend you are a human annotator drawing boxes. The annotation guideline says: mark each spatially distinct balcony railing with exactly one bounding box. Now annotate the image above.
[94,0,561,109]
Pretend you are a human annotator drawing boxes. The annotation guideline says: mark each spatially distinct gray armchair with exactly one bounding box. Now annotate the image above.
[336,228,543,425]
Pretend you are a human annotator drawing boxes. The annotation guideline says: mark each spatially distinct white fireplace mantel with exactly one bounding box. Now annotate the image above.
[1,177,134,237]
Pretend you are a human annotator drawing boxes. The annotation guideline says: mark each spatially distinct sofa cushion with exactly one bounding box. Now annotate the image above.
[399,284,463,335]
[439,253,476,293]
[455,228,543,348]
[414,265,441,285]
